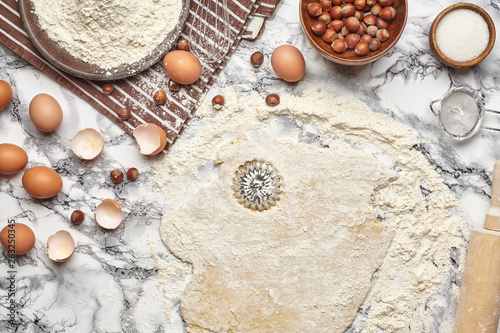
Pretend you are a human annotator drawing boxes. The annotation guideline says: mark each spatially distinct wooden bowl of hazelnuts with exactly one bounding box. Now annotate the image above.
[300,0,408,66]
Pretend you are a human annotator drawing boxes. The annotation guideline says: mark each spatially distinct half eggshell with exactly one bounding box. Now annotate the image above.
[132,123,167,155]
[95,199,124,229]
[72,128,104,160]
[46,230,75,262]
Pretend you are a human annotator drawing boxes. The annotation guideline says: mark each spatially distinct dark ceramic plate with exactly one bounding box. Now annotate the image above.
[18,0,190,81]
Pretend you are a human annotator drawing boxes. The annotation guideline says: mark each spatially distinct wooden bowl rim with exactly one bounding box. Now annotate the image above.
[429,3,496,68]
[299,0,408,66]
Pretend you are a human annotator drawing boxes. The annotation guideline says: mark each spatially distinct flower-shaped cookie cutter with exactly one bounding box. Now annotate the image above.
[232,160,282,211]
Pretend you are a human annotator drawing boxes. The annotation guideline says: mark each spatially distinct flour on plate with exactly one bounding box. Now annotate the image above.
[152,89,468,332]
[32,0,182,69]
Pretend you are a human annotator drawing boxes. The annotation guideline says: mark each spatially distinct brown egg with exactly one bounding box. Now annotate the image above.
[22,166,63,199]
[0,80,13,112]
[0,223,36,255]
[163,50,202,85]
[0,143,28,175]
[271,45,306,82]
[29,93,63,132]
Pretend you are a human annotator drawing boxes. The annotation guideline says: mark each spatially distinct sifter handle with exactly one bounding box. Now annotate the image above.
[429,99,442,118]
[484,159,500,231]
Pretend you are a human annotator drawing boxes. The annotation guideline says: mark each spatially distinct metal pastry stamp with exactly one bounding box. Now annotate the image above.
[232,160,282,211]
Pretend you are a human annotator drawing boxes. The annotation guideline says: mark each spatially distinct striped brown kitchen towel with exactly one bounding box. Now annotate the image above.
[0,0,279,149]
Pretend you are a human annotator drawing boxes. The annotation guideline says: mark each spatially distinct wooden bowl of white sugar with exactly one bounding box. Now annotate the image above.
[429,3,496,68]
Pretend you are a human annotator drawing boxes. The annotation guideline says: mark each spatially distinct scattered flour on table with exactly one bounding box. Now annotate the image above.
[150,89,469,332]
[32,0,182,69]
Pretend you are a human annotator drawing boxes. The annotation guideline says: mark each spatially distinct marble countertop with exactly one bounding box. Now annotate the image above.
[1,0,500,332]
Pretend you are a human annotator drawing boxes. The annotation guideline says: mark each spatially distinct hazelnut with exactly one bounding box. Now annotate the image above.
[378,0,394,6]
[332,0,342,4]
[250,51,264,68]
[340,4,355,17]
[376,28,390,42]
[127,168,139,182]
[356,22,366,35]
[330,6,342,20]
[341,26,349,36]
[319,0,332,11]
[117,107,131,121]
[370,3,382,16]
[354,42,370,56]
[322,29,337,43]
[366,0,377,6]
[331,39,347,53]
[110,169,124,184]
[330,19,344,32]
[343,0,354,3]
[212,95,225,109]
[70,210,84,225]
[366,25,378,37]
[168,79,181,92]
[345,33,361,49]
[376,18,389,30]
[265,94,280,107]
[380,6,396,21]
[363,4,370,12]
[177,39,190,51]
[318,12,332,25]
[345,17,360,32]
[311,21,327,35]
[153,90,167,105]
[307,2,323,17]
[368,38,381,51]
[361,34,372,44]
[103,84,113,95]
[353,0,366,10]
[330,33,344,42]
[354,10,364,21]
[363,14,376,26]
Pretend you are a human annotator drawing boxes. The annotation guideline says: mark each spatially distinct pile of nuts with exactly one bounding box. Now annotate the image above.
[307,0,397,57]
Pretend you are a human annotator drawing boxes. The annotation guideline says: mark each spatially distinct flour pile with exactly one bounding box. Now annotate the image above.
[32,0,182,69]
[151,89,468,332]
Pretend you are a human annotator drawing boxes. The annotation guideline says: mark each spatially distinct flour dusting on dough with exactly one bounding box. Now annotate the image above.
[152,89,468,332]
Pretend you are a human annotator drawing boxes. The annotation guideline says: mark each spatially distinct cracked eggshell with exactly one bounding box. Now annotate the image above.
[46,230,75,262]
[132,123,167,155]
[95,199,124,230]
[72,128,104,160]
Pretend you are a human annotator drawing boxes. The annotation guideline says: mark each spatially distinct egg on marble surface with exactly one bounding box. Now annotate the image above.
[29,93,63,132]
[22,166,63,199]
[0,143,28,175]
[0,80,13,112]
[271,45,306,82]
[163,50,202,85]
[0,223,36,255]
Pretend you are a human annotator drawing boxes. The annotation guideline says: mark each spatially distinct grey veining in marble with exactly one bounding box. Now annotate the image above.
[1,0,500,332]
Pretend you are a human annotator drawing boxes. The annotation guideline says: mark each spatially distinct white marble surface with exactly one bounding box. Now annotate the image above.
[1,0,500,332]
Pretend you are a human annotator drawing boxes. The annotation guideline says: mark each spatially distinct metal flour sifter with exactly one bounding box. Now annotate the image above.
[430,87,500,140]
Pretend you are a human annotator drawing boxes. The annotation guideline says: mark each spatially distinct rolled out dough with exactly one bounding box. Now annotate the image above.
[161,138,397,332]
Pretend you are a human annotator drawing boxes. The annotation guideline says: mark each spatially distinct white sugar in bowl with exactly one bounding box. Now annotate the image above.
[429,3,496,68]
